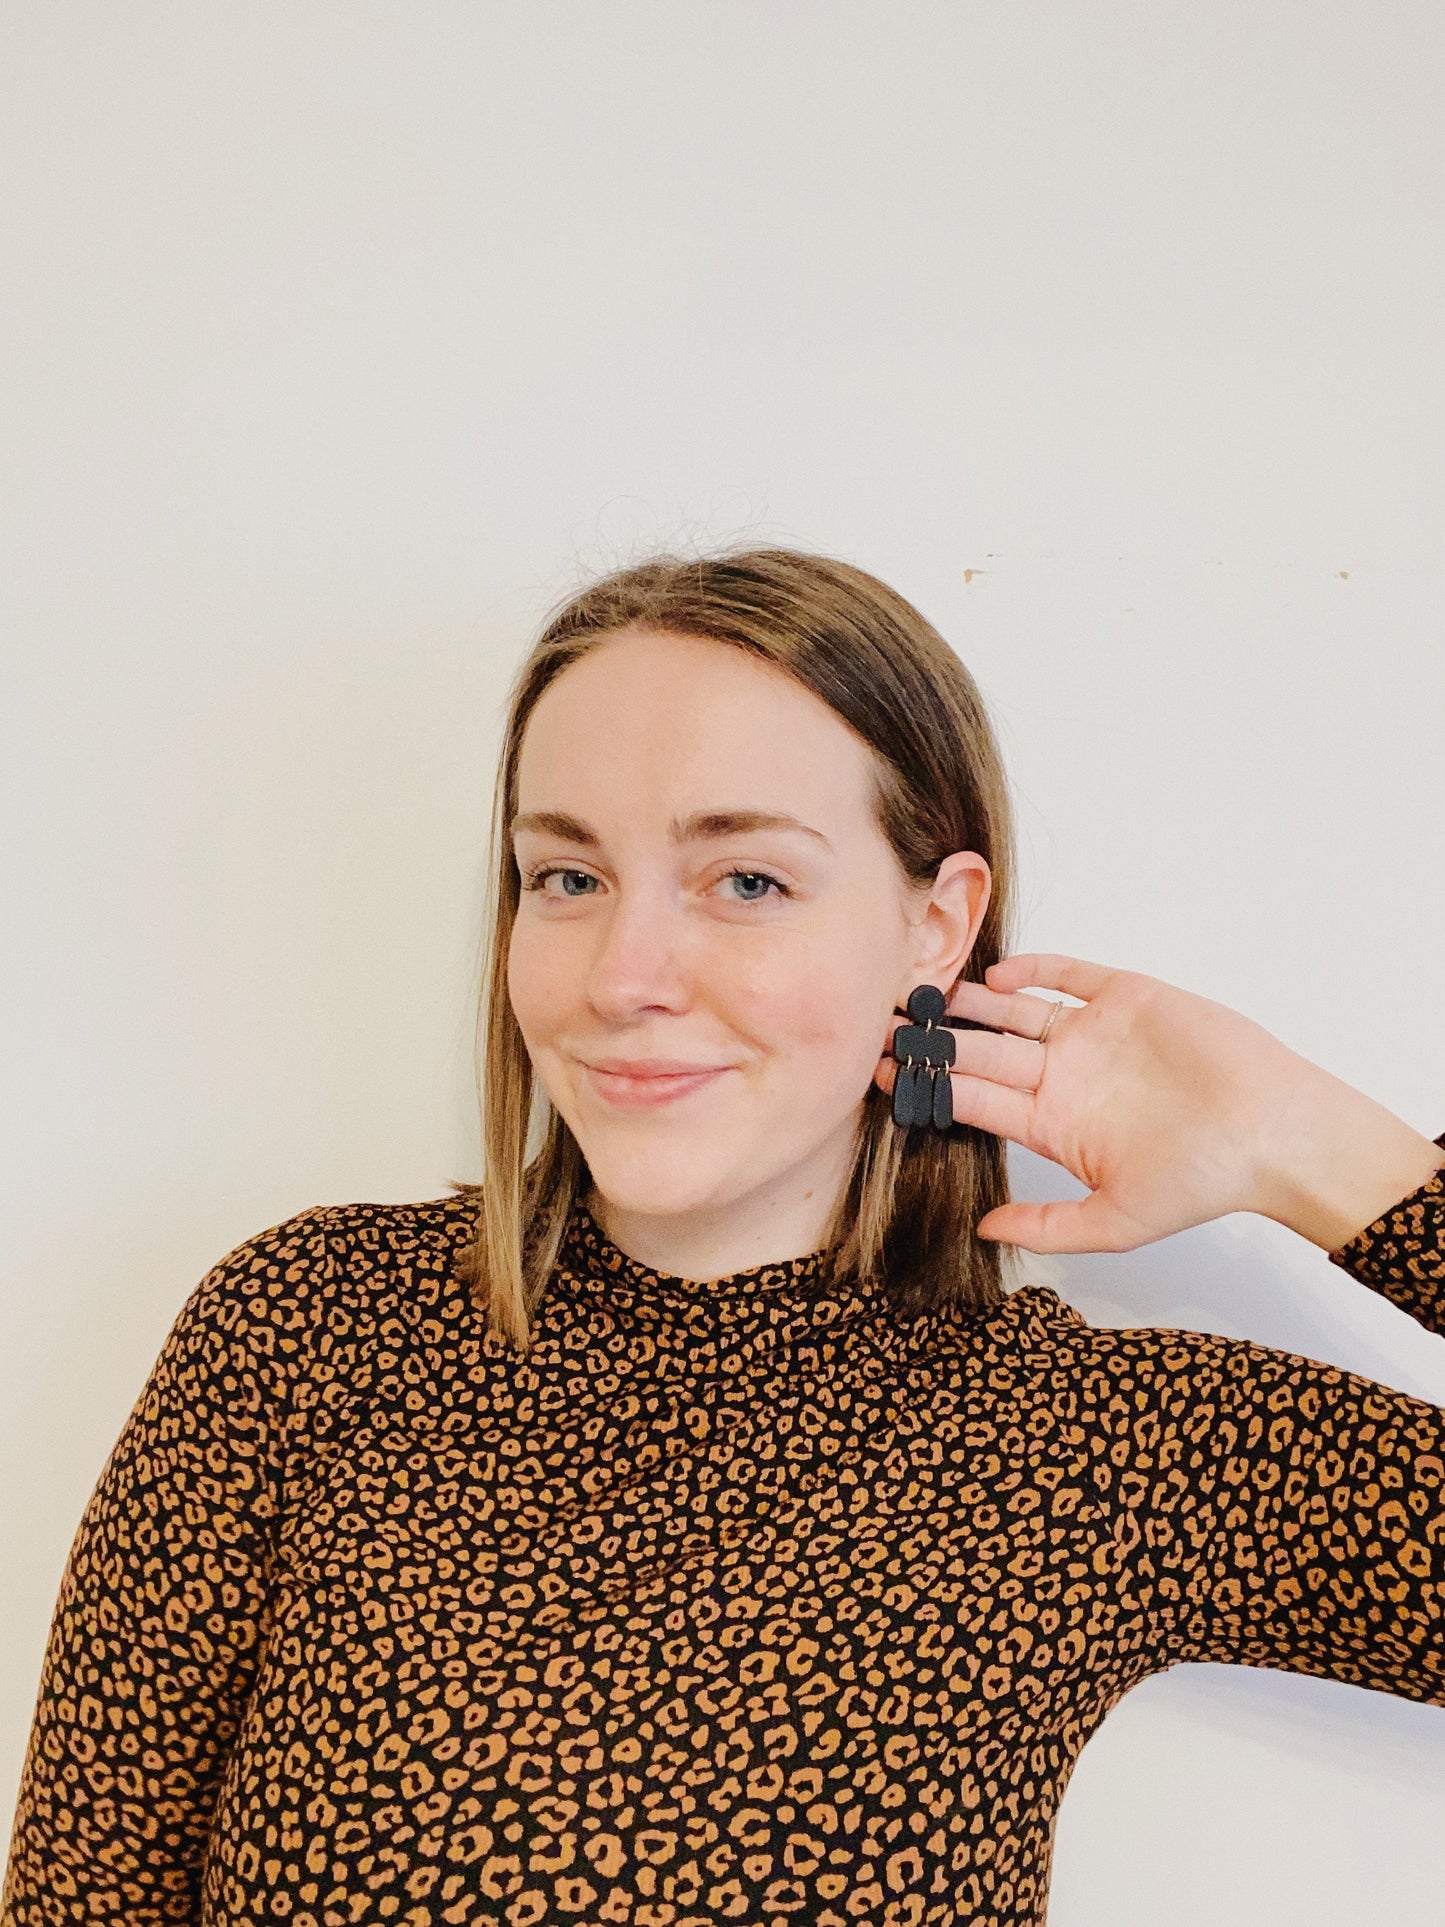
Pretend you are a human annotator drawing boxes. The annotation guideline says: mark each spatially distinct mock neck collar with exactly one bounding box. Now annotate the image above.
[559,1195,837,1304]
[531,1197,963,1385]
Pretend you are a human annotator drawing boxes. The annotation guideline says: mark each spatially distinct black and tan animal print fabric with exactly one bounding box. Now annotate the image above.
[5,1137,1444,1926]
[1329,1131,1445,1320]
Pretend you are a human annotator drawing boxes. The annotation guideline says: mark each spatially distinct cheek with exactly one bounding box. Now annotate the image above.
[738,945,891,1090]
[507,920,566,1044]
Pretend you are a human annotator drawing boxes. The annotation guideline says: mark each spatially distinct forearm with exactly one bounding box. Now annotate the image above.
[1255,1059,1445,1252]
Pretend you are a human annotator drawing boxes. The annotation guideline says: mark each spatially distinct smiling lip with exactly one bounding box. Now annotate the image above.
[582,1058,734,1110]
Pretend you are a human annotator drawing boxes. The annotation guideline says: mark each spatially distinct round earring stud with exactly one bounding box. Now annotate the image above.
[906,983,946,1025]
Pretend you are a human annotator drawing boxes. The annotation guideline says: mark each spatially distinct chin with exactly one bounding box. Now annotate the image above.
[577,1143,735,1221]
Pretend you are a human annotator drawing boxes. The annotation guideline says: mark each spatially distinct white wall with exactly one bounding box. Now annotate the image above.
[3,5,1443,1919]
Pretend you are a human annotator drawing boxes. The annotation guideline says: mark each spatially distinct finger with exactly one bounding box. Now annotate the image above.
[941,1071,1035,1143]
[872,1060,1035,1141]
[885,1018,1044,1092]
[945,980,1062,1045]
[945,976,1051,1033]
[948,1026,1045,1092]
[975,1193,1145,1254]
[984,953,1116,1001]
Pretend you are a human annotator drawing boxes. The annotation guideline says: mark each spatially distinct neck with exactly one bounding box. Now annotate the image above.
[587,1127,857,1283]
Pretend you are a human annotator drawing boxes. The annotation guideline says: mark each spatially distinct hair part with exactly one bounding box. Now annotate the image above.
[455,546,1018,1351]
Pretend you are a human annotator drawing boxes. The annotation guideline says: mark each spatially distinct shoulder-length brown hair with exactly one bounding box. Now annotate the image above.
[458,547,1018,1351]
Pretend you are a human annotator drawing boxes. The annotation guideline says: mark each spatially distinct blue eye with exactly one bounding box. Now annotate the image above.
[525,867,598,896]
[724,870,787,902]
[522,865,789,903]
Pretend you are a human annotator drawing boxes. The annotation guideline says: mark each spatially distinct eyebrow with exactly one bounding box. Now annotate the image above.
[511,808,834,853]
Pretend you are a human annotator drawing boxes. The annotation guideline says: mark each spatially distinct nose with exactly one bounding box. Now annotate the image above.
[584,881,691,1021]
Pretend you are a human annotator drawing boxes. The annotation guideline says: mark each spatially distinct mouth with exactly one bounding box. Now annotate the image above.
[581,1058,735,1111]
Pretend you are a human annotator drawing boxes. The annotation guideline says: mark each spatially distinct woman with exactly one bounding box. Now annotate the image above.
[4,548,1442,1927]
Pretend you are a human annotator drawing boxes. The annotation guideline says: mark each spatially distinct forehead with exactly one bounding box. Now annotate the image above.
[517,627,880,823]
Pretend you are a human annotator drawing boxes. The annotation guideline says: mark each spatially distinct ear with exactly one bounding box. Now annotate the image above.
[903,851,992,999]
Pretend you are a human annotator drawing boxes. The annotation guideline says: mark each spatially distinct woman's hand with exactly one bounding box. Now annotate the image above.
[875,952,1445,1254]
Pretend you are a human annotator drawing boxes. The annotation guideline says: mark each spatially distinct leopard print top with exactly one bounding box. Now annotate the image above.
[5,1138,1445,1927]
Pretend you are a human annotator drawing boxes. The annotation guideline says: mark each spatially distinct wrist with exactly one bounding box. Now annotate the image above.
[1255,1065,1445,1251]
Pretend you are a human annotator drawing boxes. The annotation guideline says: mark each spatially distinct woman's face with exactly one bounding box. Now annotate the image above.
[507,626,990,1249]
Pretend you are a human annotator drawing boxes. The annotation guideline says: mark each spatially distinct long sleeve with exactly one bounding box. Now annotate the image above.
[1,1219,325,1926]
[1101,1134,1445,1701]
[1324,1126,1445,1330]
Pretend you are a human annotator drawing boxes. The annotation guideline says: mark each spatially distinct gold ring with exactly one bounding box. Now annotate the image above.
[1038,1001,1065,1046]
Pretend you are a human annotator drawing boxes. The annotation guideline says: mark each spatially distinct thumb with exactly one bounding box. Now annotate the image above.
[976,1193,1141,1255]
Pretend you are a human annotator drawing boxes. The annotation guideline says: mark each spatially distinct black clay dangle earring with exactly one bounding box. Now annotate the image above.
[890,984,957,1132]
